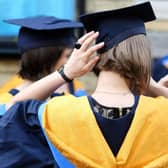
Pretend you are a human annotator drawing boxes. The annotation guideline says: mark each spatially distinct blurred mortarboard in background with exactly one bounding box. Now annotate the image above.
[80,1,156,53]
[4,16,83,53]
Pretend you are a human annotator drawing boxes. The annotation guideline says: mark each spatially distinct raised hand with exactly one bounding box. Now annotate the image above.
[158,74,168,88]
[146,77,168,98]
[64,31,104,79]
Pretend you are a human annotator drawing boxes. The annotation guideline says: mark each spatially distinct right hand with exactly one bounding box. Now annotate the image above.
[64,31,104,79]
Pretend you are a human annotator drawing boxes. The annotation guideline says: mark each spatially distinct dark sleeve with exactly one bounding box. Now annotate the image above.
[0,100,59,168]
[2,99,43,128]
[152,58,168,81]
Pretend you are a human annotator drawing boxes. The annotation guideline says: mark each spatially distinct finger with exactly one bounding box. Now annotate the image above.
[80,32,99,51]
[78,31,95,44]
[83,42,104,61]
[82,56,99,73]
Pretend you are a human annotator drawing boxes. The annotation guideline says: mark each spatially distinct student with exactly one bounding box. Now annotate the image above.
[0,16,86,103]
[2,2,168,168]
[0,16,84,168]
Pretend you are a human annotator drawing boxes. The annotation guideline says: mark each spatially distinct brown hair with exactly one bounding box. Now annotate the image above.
[95,34,151,94]
[18,46,66,81]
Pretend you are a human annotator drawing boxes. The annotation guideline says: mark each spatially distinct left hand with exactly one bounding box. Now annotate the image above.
[158,74,168,88]
[146,77,168,98]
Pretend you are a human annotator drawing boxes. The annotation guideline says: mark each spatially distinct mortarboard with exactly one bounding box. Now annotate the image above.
[4,16,83,53]
[80,2,156,53]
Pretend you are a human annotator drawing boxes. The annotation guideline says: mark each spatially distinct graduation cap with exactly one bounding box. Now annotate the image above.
[4,16,83,53]
[80,2,156,53]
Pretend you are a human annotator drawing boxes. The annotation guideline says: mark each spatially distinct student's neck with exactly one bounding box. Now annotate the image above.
[95,71,130,92]
[16,80,33,91]
[92,71,134,107]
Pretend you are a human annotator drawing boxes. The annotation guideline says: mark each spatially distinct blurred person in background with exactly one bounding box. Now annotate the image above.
[0,16,85,168]
[0,16,86,104]
[2,2,168,168]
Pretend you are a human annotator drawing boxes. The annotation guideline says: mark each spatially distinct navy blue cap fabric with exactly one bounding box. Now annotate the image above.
[80,2,156,53]
[4,16,83,53]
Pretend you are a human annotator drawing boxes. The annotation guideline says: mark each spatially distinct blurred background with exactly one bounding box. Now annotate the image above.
[0,0,168,93]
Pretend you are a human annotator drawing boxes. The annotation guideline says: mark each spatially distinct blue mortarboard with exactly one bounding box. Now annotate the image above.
[4,16,83,53]
[80,2,156,53]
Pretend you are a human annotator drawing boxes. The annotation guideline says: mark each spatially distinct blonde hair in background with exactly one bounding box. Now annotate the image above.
[95,34,151,94]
